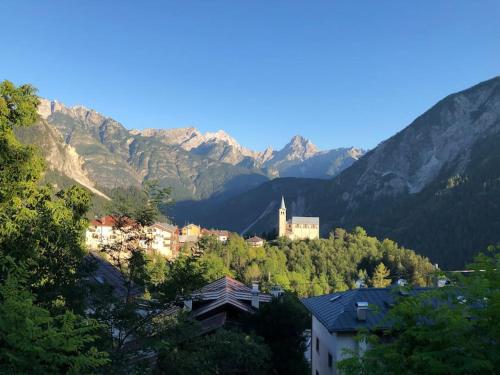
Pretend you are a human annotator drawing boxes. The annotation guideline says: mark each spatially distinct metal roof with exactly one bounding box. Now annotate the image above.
[302,287,430,333]
[194,276,272,304]
[291,216,319,225]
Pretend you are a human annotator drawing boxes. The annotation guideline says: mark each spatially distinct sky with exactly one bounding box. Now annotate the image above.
[1,1,499,151]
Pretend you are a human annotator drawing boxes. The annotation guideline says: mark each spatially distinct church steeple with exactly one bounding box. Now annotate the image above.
[278,196,287,238]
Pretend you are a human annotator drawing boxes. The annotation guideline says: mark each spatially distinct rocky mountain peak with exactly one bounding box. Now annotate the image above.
[37,98,106,126]
[280,135,318,161]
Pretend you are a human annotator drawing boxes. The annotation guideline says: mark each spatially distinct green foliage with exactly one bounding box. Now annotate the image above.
[107,181,172,226]
[370,263,391,288]
[244,294,310,375]
[0,274,109,374]
[0,80,108,372]
[338,246,500,375]
[0,80,92,307]
[194,228,434,297]
[156,329,272,375]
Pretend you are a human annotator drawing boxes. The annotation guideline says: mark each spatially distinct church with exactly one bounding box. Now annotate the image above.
[278,196,320,240]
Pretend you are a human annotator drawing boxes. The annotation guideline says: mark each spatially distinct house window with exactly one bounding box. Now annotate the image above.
[328,352,332,368]
[316,337,320,354]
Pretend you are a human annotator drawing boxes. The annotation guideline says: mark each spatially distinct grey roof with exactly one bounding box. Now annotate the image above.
[88,252,143,299]
[151,222,177,232]
[291,216,319,225]
[302,287,430,333]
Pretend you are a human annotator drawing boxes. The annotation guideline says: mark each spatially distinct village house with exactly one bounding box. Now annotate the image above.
[301,287,429,375]
[181,223,201,237]
[179,223,202,246]
[278,196,320,240]
[201,228,230,243]
[86,215,128,250]
[246,236,265,247]
[165,276,276,335]
[143,223,180,259]
[86,216,180,259]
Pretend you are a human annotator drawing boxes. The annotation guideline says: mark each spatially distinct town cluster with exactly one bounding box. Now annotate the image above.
[85,196,320,260]
[86,216,236,260]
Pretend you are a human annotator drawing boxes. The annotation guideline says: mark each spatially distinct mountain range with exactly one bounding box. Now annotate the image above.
[170,76,500,270]
[16,98,363,203]
[15,76,500,269]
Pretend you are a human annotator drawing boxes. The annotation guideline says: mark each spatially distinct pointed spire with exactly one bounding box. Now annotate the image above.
[280,196,286,210]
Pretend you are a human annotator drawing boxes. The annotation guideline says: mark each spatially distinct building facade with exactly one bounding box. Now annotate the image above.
[201,229,230,243]
[302,288,429,375]
[278,197,320,240]
[246,236,265,247]
[144,223,179,259]
[181,223,201,237]
[86,216,179,259]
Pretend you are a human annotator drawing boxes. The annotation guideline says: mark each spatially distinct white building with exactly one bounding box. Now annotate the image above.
[246,236,265,247]
[302,288,429,375]
[86,215,124,249]
[143,223,179,259]
[86,216,179,259]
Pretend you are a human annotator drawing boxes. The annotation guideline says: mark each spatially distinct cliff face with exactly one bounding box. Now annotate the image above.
[14,119,109,199]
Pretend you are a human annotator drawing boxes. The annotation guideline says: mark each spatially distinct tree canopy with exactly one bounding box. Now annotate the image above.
[338,246,500,375]
[192,228,435,297]
[0,80,108,373]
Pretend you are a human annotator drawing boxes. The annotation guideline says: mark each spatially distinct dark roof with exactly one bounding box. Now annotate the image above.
[194,276,272,304]
[302,287,430,333]
[89,252,143,299]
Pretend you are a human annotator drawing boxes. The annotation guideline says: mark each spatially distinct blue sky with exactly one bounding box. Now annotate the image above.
[1,1,499,151]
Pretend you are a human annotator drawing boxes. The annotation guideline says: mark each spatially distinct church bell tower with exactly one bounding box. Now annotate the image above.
[278,196,287,237]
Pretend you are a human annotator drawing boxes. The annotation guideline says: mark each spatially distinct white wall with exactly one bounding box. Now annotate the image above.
[311,316,358,375]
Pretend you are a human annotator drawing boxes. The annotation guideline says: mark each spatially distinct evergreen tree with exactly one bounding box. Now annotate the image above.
[370,263,391,288]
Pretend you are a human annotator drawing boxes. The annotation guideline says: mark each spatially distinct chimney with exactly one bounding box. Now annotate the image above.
[270,285,284,299]
[183,298,193,312]
[356,301,369,321]
[251,282,260,309]
[397,278,407,287]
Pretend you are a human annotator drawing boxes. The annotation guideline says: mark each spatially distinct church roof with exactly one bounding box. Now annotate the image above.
[280,196,286,210]
[291,216,319,225]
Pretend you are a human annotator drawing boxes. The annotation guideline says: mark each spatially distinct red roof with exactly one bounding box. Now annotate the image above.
[90,215,135,227]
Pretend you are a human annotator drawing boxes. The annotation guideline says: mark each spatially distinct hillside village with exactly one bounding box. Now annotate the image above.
[3,77,499,375]
[82,194,445,373]
[2,2,500,373]
[86,196,320,260]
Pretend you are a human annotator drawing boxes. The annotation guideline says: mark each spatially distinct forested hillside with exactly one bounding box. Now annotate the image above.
[192,228,435,297]
[174,77,500,269]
